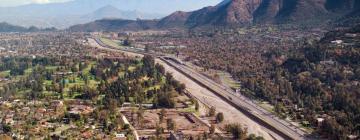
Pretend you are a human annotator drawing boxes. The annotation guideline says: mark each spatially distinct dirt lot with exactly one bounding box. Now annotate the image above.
[121,108,209,137]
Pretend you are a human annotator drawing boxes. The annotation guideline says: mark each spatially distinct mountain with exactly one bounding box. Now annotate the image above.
[0,22,55,32]
[158,0,262,28]
[82,5,162,21]
[0,22,29,32]
[255,0,329,23]
[0,0,222,28]
[333,7,360,27]
[253,0,359,23]
[82,5,130,21]
[0,3,164,29]
[156,11,191,28]
[70,0,360,31]
[69,19,158,32]
[159,0,360,28]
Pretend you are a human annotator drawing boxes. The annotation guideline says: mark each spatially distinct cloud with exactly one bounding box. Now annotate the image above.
[32,0,50,4]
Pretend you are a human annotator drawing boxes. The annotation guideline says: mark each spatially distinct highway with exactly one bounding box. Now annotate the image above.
[92,37,309,140]
[161,57,309,140]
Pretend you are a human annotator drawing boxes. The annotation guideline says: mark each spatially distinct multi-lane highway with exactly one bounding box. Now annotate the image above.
[161,57,309,140]
[93,37,309,140]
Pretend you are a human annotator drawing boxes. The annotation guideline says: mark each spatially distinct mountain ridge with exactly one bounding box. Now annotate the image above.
[164,0,360,27]
[67,0,360,31]
[0,22,56,32]
[0,0,221,28]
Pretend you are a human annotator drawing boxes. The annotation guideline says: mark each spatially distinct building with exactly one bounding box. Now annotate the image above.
[316,118,324,127]
[331,40,343,44]
[115,133,126,140]
[69,105,94,115]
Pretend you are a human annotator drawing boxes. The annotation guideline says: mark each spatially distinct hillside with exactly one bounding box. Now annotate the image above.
[69,19,158,32]
[82,5,162,21]
[275,25,360,139]
[0,22,55,32]
[69,0,360,31]
[160,0,360,28]
[158,0,262,28]
[0,0,222,28]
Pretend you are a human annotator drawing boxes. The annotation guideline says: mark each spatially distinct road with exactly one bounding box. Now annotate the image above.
[161,57,308,140]
[91,37,309,140]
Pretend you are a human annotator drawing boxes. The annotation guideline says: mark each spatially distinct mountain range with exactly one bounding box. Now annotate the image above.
[69,0,360,32]
[1,0,359,31]
[0,0,221,29]
[0,3,163,29]
[161,0,360,27]
[0,22,56,32]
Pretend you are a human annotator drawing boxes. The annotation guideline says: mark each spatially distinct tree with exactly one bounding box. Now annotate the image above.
[209,106,216,117]
[83,86,98,100]
[195,100,200,111]
[274,102,286,118]
[175,83,186,94]
[248,134,265,140]
[225,123,248,139]
[203,131,209,140]
[210,124,216,134]
[155,63,165,75]
[137,108,144,127]
[155,123,164,136]
[166,119,176,131]
[123,37,132,46]
[143,55,155,68]
[104,98,118,113]
[165,73,173,83]
[157,92,175,108]
[216,112,224,123]
[159,109,166,123]
[2,124,11,133]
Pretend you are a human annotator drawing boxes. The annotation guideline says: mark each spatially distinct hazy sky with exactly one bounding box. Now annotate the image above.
[0,0,222,7]
[0,0,70,6]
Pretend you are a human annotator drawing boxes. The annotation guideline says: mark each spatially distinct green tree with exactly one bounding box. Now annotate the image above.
[195,100,200,111]
[225,123,248,139]
[2,124,12,133]
[123,37,132,46]
[216,112,224,123]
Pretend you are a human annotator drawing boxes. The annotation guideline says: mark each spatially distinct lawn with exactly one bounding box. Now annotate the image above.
[24,68,33,75]
[128,66,136,72]
[0,70,10,78]
[217,72,241,89]
[100,38,124,48]
[145,85,161,92]
[45,66,58,70]
[82,61,96,75]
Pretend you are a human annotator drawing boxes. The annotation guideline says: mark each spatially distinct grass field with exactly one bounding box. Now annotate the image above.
[0,70,10,78]
[217,72,241,89]
[100,38,124,48]
[45,66,58,70]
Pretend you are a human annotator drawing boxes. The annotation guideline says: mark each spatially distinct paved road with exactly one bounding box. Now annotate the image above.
[92,37,309,140]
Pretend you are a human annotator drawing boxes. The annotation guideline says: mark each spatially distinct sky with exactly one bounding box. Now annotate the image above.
[0,0,70,7]
[0,0,222,7]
